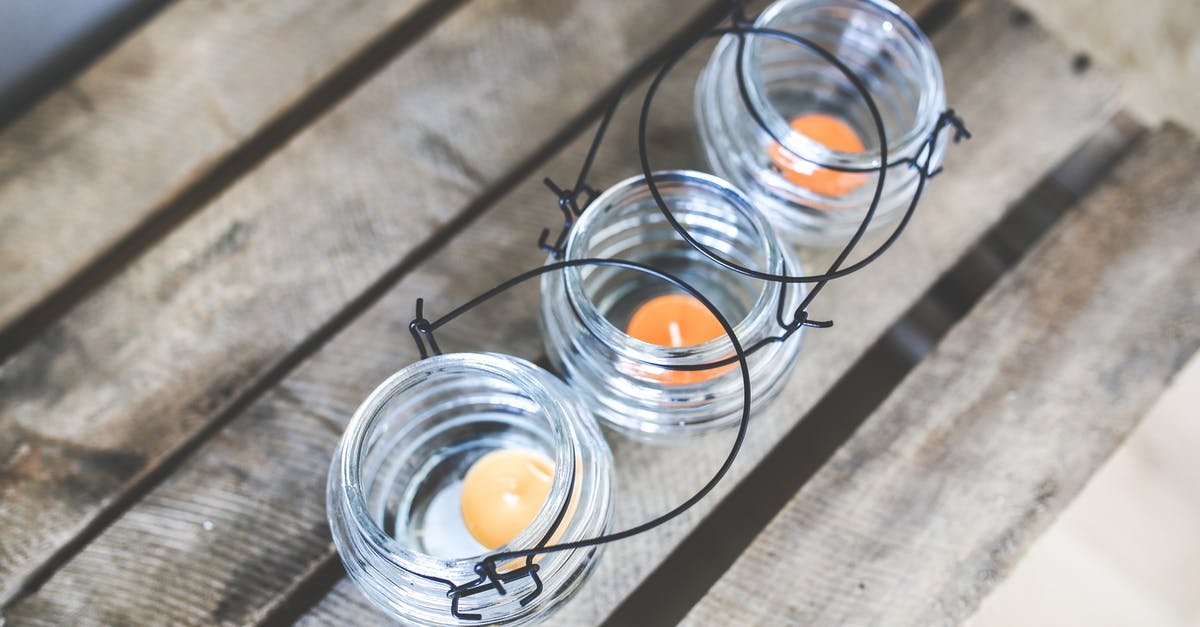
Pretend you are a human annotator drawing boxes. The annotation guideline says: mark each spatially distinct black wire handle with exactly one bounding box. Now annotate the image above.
[532,16,968,370]
[397,0,972,619]
[637,25,969,330]
[536,83,623,258]
[408,259,752,620]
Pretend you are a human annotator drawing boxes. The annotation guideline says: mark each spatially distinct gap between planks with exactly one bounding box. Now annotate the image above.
[680,123,1200,625]
[602,112,1144,626]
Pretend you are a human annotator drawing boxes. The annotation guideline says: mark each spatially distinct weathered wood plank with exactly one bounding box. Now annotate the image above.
[4,0,1117,623]
[3,0,1117,624]
[0,4,744,621]
[682,125,1200,626]
[0,0,726,611]
[0,0,437,339]
[301,1,1121,623]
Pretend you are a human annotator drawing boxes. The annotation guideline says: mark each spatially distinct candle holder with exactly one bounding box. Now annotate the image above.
[695,0,949,247]
[329,261,752,623]
[326,0,969,622]
[327,353,613,625]
[539,170,804,439]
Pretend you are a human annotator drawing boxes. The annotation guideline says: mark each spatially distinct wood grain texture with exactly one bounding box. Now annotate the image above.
[682,125,1200,626]
[0,0,724,611]
[2,0,1118,624]
[301,1,1121,622]
[1,0,1115,624]
[0,0,432,334]
[0,4,739,621]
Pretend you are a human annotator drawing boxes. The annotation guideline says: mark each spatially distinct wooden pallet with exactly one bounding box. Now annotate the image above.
[0,0,1194,624]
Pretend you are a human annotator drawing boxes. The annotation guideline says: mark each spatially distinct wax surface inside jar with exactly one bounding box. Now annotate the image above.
[460,448,554,550]
[768,113,867,198]
[625,293,729,385]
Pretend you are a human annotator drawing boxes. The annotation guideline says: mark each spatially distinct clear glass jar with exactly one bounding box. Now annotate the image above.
[327,353,613,626]
[539,170,805,440]
[695,0,947,247]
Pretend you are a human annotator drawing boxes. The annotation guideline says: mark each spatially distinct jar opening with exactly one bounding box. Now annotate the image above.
[561,171,783,368]
[539,174,806,435]
[338,354,578,573]
[330,354,613,624]
[745,0,945,168]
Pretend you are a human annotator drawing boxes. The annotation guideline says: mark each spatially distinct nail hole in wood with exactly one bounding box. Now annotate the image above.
[1072,53,1092,74]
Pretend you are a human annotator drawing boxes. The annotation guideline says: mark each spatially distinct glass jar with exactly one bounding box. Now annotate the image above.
[695,0,947,247]
[327,353,613,626]
[539,170,805,440]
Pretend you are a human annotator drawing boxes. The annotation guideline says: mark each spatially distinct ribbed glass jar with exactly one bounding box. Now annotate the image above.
[540,170,805,440]
[327,353,613,626]
[695,0,947,246]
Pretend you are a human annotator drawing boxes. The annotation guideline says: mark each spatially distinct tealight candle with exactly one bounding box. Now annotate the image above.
[461,448,554,550]
[768,113,867,198]
[540,170,806,439]
[625,293,729,385]
[328,353,613,625]
[695,0,947,246]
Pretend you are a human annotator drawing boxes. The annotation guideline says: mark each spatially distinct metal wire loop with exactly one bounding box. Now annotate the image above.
[391,0,971,619]
[537,177,598,257]
[403,259,752,619]
[525,14,968,364]
[407,298,442,359]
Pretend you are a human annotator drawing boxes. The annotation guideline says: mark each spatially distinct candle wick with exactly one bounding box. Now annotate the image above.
[668,321,684,347]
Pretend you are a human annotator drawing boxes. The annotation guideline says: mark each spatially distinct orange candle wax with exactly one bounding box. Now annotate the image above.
[460,448,554,550]
[625,293,732,385]
[768,113,867,198]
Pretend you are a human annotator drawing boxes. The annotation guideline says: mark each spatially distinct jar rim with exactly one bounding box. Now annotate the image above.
[334,352,580,579]
[561,170,787,367]
[744,0,946,169]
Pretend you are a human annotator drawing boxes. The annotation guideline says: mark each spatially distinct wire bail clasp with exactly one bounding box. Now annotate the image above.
[782,305,833,334]
[446,561,544,621]
[911,108,971,179]
[537,177,599,258]
[409,298,442,359]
